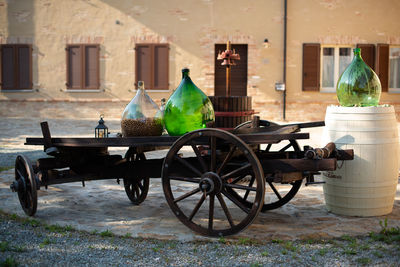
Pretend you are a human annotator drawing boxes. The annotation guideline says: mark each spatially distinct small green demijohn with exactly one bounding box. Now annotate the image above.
[336,48,381,107]
[164,68,215,136]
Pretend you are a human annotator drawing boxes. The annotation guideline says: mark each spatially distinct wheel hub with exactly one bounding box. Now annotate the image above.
[199,172,222,195]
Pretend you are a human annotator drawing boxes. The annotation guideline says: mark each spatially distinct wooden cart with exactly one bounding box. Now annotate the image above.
[10,119,353,237]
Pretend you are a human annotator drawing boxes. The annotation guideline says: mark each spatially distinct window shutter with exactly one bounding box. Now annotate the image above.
[85,45,99,89]
[17,45,32,89]
[302,43,320,91]
[376,44,389,92]
[67,45,83,89]
[135,44,152,89]
[153,44,169,90]
[357,44,375,70]
[1,45,16,89]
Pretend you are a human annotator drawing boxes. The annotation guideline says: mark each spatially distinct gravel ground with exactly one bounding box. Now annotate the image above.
[1,213,399,266]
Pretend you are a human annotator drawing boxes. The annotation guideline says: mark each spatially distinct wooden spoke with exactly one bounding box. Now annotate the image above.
[210,136,217,172]
[227,174,247,185]
[191,142,207,172]
[174,188,201,203]
[174,155,203,177]
[208,194,215,231]
[279,143,293,152]
[224,183,257,192]
[222,190,250,214]
[221,163,251,180]
[137,182,144,191]
[169,176,201,183]
[188,194,206,221]
[243,176,255,201]
[265,144,272,152]
[216,146,236,175]
[217,193,234,227]
[267,181,282,200]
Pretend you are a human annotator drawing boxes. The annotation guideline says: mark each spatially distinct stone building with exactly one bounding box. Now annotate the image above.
[0,0,399,121]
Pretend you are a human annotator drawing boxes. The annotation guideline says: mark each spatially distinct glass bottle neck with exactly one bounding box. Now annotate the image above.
[182,71,189,79]
[353,48,361,59]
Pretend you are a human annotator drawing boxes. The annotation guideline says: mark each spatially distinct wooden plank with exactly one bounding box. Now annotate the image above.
[25,132,310,147]
[260,158,337,173]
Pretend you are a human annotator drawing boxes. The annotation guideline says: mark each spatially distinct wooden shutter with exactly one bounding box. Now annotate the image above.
[67,45,83,89]
[17,45,32,89]
[135,44,152,89]
[153,44,169,90]
[376,44,389,92]
[302,43,320,91]
[214,44,248,96]
[85,45,99,89]
[1,45,16,89]
[357,44,375,70]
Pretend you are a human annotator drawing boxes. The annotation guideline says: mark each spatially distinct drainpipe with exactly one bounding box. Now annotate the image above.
[283,0,287,120]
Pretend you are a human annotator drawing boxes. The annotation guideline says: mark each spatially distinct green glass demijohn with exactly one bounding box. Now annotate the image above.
[164,68,215,136]
[336,48,381,107]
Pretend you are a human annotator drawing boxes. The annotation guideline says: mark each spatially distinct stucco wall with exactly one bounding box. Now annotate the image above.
[0,0,399,121]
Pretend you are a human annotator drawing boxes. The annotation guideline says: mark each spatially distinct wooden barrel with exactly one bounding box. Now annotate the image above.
[322,105,399,216]
[208,96,255,129]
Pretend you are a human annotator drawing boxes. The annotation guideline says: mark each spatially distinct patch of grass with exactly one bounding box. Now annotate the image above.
[318,248,328,256]
[218,236,226,244]
[44,224,74,233]
[0,257,18,267]
[282,241,297,252]
[88,245,95,249]
[90,229,99,235]
[341,234,355,242]
[261,250,269,257]
[250,263,261,267]
[373,251,383,258]
[356,257,371,264]
[237,237,257,245]
[99,230,113,237]
[9,214,18,220]
[271,239,284,244]
[369,218,400,244]
[304,238,318,244]
[359,243,370,250]
[168,241,177,249]
[311,255,317,262]
[124,233,132,238]
[0,241,11,252]
[13,245,27,253]
[0,166,13,172]
[281,249,288,255]
[39,237,54,248]
[23,218,40,227]
[152,247,160,252]
[343,248,357,255]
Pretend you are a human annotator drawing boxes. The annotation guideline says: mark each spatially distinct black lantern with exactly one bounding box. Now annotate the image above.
[95,114,108,138]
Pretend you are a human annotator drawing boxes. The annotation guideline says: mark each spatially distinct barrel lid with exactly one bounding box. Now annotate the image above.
[326,105,395,114]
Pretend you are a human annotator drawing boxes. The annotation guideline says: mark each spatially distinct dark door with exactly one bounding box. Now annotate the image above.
[214,44,248,96]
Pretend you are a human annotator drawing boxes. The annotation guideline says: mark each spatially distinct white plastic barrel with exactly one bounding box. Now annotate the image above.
[322,105,399,216]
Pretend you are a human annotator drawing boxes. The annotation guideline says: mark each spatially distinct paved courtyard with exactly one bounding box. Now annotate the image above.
[1,116,400,241]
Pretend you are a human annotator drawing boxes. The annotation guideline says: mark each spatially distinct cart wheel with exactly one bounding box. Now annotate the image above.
[162,128,265,237]
[12,155,38,216]
[123,149,149,205]
[233,120,302,212]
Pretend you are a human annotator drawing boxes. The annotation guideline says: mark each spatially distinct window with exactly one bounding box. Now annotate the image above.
[0,44,32,90]
[321,46,353,92]
[389,46,400,92]
[135,43,169,90]
[66,44,100,89]
[303,43,376,92]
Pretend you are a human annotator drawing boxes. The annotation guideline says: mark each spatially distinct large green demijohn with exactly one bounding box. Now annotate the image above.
[164,68,215,136]
[336,48,381,107]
